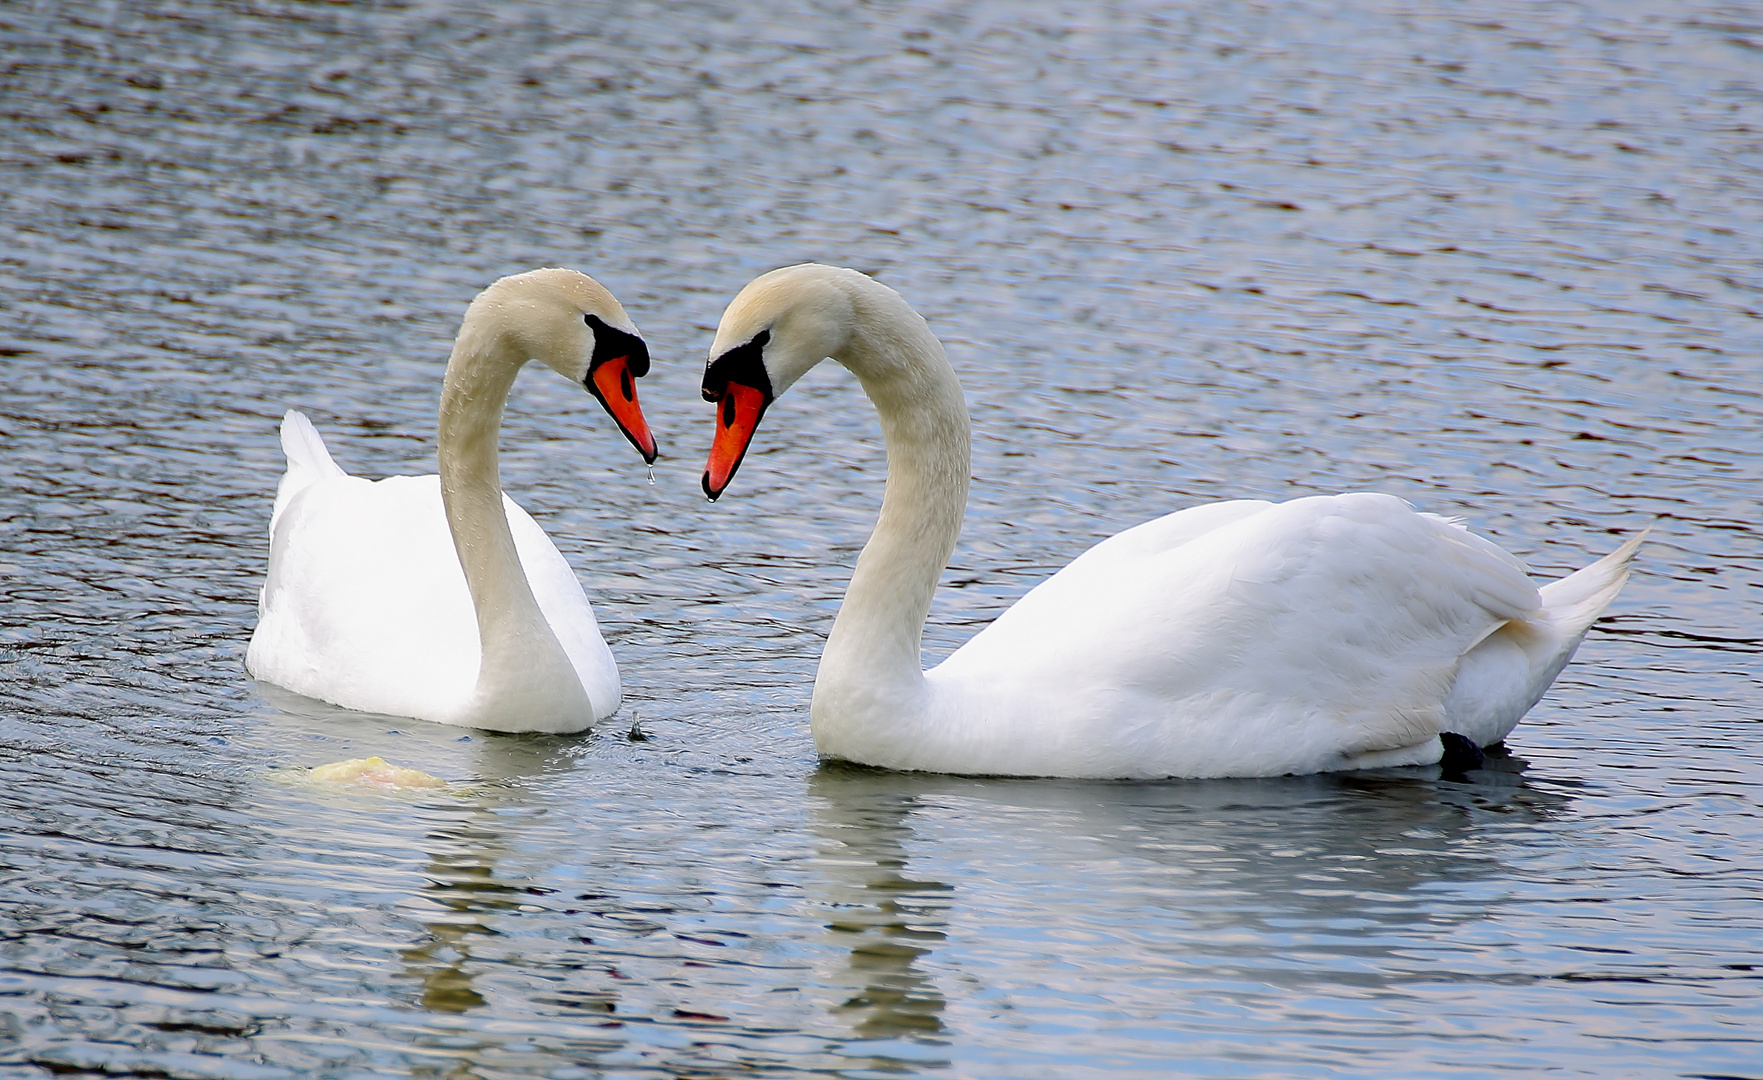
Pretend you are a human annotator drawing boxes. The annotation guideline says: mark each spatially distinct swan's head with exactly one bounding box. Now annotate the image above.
[476,268,659,464]
[699,264,862,499]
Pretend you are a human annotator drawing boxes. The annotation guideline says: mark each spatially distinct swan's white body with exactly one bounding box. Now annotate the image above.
[247,417,619,729]
[700,264,1645,779]
[891,492,1642,778]
[247,268,654,733]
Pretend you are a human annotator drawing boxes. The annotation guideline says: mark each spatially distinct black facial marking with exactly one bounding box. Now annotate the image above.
[619,366,633,401]
[701,329,773,403]
[584,313,650,377]
[721,395,735,427]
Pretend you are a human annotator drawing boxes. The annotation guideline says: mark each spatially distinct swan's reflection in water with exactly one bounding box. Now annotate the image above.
[806,771,952,1042]
[251,698,598,1025]
[246,695,1580,1073]
[395,734,581,1017]
[399,819,504,1015]
[805,748,1571,1048]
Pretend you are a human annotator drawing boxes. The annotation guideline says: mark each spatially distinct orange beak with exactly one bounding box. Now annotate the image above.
[588,355,658,464]
[702,382,768,501]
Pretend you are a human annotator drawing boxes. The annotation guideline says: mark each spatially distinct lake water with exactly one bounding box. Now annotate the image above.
[2,0,1760,1075]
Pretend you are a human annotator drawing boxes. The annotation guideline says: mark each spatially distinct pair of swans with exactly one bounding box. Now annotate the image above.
[248,265,1644,778]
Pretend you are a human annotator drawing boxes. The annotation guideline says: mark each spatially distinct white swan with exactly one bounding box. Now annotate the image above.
[247,268,658,733]
[698,264,1646,779]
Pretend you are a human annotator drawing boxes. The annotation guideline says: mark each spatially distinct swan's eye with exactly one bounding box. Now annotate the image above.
[702,329,774,404]
[722,396,736,427]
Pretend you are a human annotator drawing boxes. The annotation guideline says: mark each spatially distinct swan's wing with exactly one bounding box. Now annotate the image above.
[506,499,621,720]
[932,493,1540,776]
[248,473,481,718]
[1058,498,1277,571]
[249,472,618,723]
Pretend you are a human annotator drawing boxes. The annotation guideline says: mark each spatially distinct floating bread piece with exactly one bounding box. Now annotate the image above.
[308,756,446,789]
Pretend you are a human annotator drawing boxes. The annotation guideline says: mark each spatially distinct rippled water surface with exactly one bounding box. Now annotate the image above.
[3,0,1761,1075]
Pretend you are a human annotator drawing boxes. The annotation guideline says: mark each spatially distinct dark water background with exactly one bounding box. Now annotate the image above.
[2,0,1760,1075]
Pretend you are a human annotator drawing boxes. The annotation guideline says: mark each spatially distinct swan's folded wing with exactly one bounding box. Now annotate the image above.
[250,473,481,717]
[1056,498,1276,570]
[504,496,622,720]
[932,493,1541,774]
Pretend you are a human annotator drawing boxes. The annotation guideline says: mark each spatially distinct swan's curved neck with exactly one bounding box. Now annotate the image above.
[814,289,970,720]
[437,318,586,721]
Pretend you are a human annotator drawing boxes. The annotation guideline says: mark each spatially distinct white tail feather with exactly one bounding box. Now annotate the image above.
[1445,525,1650,746]
[279,409,347,481]
[270,410,347,533]
[1539,525,1651,636]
